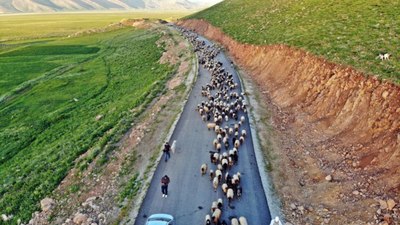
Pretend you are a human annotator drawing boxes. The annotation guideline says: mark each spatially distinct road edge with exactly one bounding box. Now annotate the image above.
[234,59,285,222]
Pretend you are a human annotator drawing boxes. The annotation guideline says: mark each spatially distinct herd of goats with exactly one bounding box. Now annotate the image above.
[178,27,250,225]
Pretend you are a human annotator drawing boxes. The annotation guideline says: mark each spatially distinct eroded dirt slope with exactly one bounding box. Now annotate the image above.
[177,19,400,224]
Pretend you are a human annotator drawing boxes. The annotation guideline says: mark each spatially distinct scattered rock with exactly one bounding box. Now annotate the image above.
[290,203,297,210]
[352,190,360,195]
[387,199,396,210]
[40,197,56,212]
[73,213,88,225]
[325,175,333,182]
[379,199,388,210]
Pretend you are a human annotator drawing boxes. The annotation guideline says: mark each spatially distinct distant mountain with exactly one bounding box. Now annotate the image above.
[0,0,222,14]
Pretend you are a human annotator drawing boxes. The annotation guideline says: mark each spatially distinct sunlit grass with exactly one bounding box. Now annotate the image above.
[189,0,399,82]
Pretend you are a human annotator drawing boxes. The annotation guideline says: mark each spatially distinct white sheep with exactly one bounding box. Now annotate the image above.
[213,139,219,149]
[215,125,220,134]
[228,127,234,135]
[200,163,207,175]
[231,218,239,225]
[215,169,222,181]
[217,198,223,209]
[205,214,211,225]
[239,216,248,225]
[207,123,216,130]
[227,188,234,205]
[221,158,228,170]
[234,139,240,148]
[216,143,222,152]
[212,177,219,192]
[221,183,228,193]
[241,129,246,137]
[212,208,222,224]
[239,136,245,144]
[217,134,223,142]
[217,164,223,171]
[240,115,245,123]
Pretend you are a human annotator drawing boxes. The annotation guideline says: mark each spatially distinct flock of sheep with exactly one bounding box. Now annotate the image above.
[179,27,250,225]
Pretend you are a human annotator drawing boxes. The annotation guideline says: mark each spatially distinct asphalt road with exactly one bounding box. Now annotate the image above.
[134,33,271,225]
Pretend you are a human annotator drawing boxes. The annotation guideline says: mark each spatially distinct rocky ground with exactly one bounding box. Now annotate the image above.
[25,21,196,225]
[236,60,399,225]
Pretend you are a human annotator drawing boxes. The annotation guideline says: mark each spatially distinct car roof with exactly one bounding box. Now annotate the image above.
[147,214,173,220]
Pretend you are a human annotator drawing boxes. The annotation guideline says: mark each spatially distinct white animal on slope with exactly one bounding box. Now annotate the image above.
[240,115,245,123]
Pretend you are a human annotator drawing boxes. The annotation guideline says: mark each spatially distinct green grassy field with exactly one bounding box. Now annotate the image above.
[189,0,399,81]
[0,11,190,42]
[0,24,175,223]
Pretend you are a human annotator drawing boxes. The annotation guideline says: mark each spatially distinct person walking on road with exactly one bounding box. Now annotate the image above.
[161,175,170,198]
[163,142,171,162]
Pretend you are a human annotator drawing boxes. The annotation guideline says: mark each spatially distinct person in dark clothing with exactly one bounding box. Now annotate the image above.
[163,142,171,162]
[161,175,170,198]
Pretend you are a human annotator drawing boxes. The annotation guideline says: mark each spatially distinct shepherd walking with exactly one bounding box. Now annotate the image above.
[163,142,171,162]
[161,175,170,198]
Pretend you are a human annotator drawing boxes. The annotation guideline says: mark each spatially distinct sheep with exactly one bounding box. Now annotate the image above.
[221,158,228,171]
[213,139,219,149]
[228,127,234,135]
[215,125,220,134]
[217,164,223,171]
[212,208,222,224]
[211,201,218,213]
[202,115,207,121]
[234,123,239,131]
[212,177,219,192]
[239,216,248,225]
[217,134,223,142]
[227,188,234,206]
[239,136,245,144]
[234,139,241,148]
[215,169,222,181]
[234,131,239,138]
[225,115,229,122]
[212,152,220,164]
[221,183,228,193]
[205,214,212,225]
[217,198,223,209]
[241,129,246,137]
[207,123,216,130]
[240,115,245,123]
[216,143,222,152]
[231,218,239,225]
[201,163,207,175]
[209,169,215,181]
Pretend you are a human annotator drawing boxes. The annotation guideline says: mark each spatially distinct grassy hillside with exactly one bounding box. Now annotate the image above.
[0,11,188,41]
[189,0,399,81]
[0,26,174,223]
